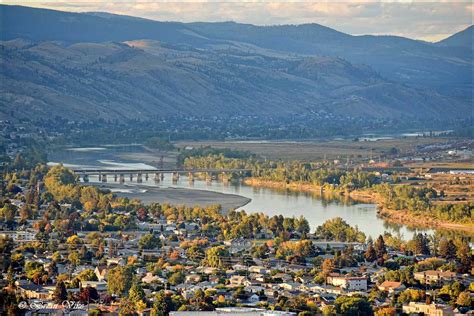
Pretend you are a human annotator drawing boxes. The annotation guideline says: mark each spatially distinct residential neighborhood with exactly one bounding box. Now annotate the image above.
[0,163,473,315]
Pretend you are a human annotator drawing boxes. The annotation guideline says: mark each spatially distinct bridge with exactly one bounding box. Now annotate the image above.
[71,168,252,183]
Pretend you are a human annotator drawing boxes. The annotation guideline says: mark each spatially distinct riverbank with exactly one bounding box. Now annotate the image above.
[243,177,474,234]
[243,178,374,203]
[378,208,474,235]
[92,182,251,213]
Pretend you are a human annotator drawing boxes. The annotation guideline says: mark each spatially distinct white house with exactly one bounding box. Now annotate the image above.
[327,275,368,291]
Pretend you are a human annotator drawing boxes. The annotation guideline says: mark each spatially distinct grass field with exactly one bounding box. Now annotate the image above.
[175,137,456,161]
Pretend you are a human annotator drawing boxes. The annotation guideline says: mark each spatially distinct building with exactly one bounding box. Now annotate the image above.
[94,266,108,282]
[229,275,250,286]
[377,281,406,293]
[170,307,296,316]
[16,283,55,300]
[402,302,454,316]
[326,275,368,291]
[413,270,457,285]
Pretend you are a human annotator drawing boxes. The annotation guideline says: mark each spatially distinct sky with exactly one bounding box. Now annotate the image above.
[3,1,473,41]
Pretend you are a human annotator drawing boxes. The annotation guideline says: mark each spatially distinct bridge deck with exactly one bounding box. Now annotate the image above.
[72,168,251,174]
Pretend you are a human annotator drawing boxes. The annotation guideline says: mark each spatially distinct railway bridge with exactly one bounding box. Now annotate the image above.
[71,168,252,183]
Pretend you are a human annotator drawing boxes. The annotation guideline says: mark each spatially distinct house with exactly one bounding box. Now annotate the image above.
[413,270,457,285]
[229,275,249,286]
[185,274,202,284]
[402,302,454,316]
[142,272,167,284]
[285,264,308,273]
[272,273,293,283]
[310,284,344,295]
[16,283,54,300]
[107,257,125,266]
[279,282,304,291]
[170,307,296,315]
[244,293,260,305]
[378,281,406,293]
[326,275,368,291]
[224,238,252,254]
[249,266,267,274]
[80,281,107,292]
[94,266,108,282]
[232,264,248,271]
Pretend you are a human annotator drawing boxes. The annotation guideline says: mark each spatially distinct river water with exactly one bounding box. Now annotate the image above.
[49,145,430,239]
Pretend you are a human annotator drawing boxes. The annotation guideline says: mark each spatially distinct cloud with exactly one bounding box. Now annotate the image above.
[3,0,472,41]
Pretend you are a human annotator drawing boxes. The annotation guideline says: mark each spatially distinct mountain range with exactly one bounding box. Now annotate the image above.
[0,5,472,123]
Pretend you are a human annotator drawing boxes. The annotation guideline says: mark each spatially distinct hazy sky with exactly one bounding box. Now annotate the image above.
[4,1,473,41]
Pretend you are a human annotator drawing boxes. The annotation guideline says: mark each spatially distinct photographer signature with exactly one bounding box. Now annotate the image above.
[18,300,87,310]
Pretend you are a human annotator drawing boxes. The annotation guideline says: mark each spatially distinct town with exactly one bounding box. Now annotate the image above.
[0,157,472,315]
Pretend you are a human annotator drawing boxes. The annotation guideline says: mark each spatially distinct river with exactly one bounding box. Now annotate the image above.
[48,145,430,239]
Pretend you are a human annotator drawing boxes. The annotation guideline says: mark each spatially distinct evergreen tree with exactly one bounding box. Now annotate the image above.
[365,241,377,262]
[375,235,387,259]
[53,280,68,303]
[456,240,472,273]
[439,238,456,259]
[412,233,430,255]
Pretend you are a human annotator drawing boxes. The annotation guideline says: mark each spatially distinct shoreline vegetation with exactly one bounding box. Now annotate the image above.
[179,148,473,235]
[243,178,474,235]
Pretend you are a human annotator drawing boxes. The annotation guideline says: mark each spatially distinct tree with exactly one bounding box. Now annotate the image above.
[456,240,472,273]
[107,266,133,296]
[77,269,97,281]
[139,233,161,250]
[53,281,67,303]
[321,258,335,278]
[334,296,373,315]
[295,216,310,235]
[365,240,377,262]
[43,165,78,203]
[322,305,336,316]
[168,271,185,286]
[439,238,456,259]
[412,233,430,255]
[375,235,387,259]
[1,203,16,224]
[119,297,136,316]
[186,245,205,261]
[151,291,171,316]
[456,291,471,307]
[205,246,229,268]
[68,251,80,266]
[316,217,365,242]
[375,307,396,316]
[129,282,146,306]
[78,286,99,303]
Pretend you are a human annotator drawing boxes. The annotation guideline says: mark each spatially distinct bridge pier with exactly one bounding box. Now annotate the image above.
[120,174,125,183]
[129,174,133,181]
[154,173,161,182]
[101,174,107,182]
[206,172,213,183]
[137,173,143,183]
[222,171,229,184]
[172,172,179,182]
[188,172,194,183]
[83,174,89,182]
[145,173,149,181]
[98,174,102,182]
[114,174,118,182]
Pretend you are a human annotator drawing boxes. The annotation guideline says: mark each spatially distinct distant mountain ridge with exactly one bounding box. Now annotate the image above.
[0,5,472,124]
[436,25,473,49]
